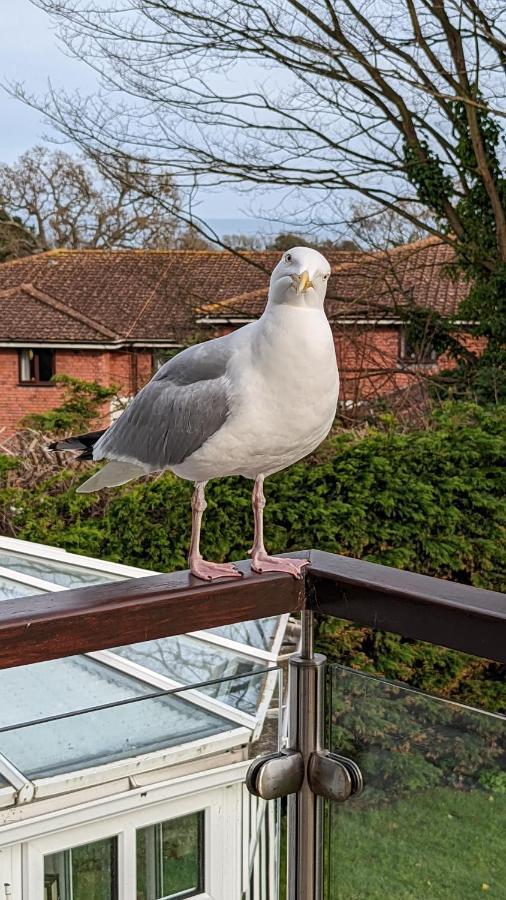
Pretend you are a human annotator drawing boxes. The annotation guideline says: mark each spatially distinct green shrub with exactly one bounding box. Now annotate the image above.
[328,668,506,801]
[22,374,119,434]
[479,771,506,794]
[1,400,504,712]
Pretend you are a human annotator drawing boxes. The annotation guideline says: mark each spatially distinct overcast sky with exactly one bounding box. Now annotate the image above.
[0,0,265,225]
[1,3,94,158]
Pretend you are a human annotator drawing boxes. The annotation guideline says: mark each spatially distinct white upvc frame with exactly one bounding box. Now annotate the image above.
[251,666,283,744]
[0,342,183,350]
[0,535,286,813]
[0,756,33,807]
[0,784,16,812]
[22,779,244,900]
[87,649,257,730]
[398,325,439,367]
[0,536,152,579]
[190,612,290,663]
[0,730,250,826]
[189,628,275,663]
[0,844,22,900]
[0,566,66,595]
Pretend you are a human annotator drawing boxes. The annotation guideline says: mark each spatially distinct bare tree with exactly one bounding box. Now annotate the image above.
[0,208,38,261]
[266,232,359,251]
[172,226,212,250]
[21,2,505,262]
[347,201,434,251]
[222,233,266,251]
[12,1,506,399]
[0,145,179,251]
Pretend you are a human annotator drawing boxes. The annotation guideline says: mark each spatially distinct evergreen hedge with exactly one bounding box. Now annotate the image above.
[1,401,504,714]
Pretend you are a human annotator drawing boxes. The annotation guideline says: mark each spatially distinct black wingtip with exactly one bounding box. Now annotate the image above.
[46,429,106,454]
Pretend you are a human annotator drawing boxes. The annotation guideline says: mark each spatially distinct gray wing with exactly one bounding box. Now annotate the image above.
[94,338,233,470]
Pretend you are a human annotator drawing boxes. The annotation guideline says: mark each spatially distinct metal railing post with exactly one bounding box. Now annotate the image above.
[286,609,326,900]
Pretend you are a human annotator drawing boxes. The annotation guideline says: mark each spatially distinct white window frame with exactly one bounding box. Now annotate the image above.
[18,348,55,385]
[22,785,241,900]
[0,844,22,900]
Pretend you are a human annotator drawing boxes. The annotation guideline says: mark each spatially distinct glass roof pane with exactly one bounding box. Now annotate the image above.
[0,657,233,779]
[0,656,153,728]
[0,539,289,785]
[0,550,123,589]
[112,636,268,715]
[0,695,231,780]
[206,617,280,651]
[0,576,44,602]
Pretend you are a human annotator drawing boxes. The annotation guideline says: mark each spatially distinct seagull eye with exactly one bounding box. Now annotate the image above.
[323,273,330,280]
[285,253,292,263]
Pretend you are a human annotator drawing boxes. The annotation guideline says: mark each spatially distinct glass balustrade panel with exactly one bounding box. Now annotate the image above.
[324,665,506,900]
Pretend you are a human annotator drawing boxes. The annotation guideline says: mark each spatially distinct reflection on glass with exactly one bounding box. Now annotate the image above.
[137,812,204,899]
[0,550,122,589]
[113,636,267,714]
[44,837,117,900]
[325,666,506,899]
[207,617,279,651]
[0,655,154,729]
[0,656,232,779]
[0,576,43,601]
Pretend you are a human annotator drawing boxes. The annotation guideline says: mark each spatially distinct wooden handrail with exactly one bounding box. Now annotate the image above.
[0,549,504,668]
[0,559,305,670]
[307,550,506,663]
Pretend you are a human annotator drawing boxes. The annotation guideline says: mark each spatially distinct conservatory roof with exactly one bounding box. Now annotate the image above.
[0,536,288,806]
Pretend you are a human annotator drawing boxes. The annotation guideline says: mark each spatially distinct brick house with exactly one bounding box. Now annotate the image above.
[195,238,479,409]
[0,239,476,436]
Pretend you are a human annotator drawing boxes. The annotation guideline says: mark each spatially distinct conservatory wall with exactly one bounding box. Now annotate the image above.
[0,537,287,900]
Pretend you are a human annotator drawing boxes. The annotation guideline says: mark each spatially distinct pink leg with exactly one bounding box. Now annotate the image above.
[189,482,242,581]
[249,475,308,579]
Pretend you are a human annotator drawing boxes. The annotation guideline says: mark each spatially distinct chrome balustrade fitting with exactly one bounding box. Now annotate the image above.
[247,608,363,900]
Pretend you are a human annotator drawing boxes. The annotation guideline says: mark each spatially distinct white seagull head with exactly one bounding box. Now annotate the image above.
[269,246,331,309]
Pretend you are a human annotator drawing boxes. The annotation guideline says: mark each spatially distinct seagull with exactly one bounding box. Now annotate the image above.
[50,247,339,580]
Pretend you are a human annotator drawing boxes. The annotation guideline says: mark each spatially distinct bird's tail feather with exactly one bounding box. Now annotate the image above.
[48,429,106,460]
[76,461,145,493]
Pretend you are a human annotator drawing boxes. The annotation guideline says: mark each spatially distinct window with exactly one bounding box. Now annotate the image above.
[137,811,204,900]
[19,348,55,384]
[44,836,118,900]
[399,326,438,365]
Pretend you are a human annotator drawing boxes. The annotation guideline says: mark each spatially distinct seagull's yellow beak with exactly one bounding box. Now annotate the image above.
[295,270,314,294]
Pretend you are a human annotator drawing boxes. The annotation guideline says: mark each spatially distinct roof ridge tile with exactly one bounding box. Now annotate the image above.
[20,283,121,340]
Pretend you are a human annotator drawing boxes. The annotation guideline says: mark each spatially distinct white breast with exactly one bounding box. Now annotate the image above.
[173,306,339,482]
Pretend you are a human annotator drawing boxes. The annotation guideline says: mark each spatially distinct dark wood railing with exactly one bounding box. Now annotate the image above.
[307,550,506,663]
[0,549,505,669]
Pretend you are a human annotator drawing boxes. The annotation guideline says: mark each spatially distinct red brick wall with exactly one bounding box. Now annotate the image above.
[334,327,485,405]
[109,350,153,395]
[205,322,485,406]
[0,348,153,437]
[0,327,486,437]
[335,327,415,403]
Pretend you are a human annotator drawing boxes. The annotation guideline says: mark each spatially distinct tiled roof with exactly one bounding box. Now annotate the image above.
[325,237,469,319]
[199,238,470,321]
[0,285,112,342]
[0,240,469,344]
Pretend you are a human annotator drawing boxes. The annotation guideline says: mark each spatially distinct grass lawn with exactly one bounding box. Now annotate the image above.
[280,787,506,899]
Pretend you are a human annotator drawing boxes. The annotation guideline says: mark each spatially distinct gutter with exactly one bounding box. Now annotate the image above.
[196,317,478,327]
[0,341,183,350]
